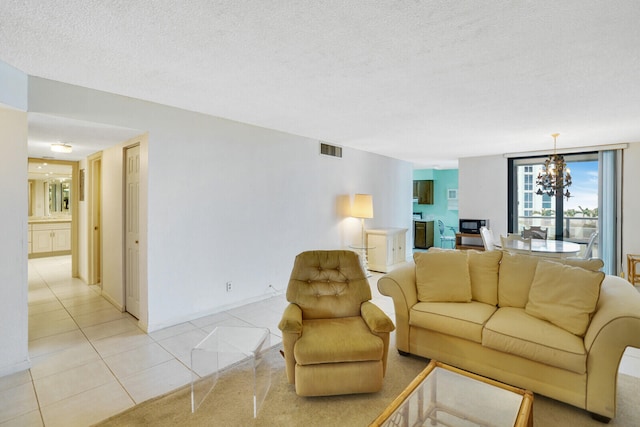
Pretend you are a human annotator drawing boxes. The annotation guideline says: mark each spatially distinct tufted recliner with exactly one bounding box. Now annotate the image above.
[278,250,395,396]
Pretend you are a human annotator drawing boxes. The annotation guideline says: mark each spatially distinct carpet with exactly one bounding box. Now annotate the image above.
[95,345,640,426]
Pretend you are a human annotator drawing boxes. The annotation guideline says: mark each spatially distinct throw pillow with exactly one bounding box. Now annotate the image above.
[414,250,472,302]
[560,258,604,271]
[467,250,503,306]
[498,252,540,308]
[525,260,604,336]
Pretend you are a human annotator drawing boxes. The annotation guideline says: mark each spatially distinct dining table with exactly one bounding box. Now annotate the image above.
[497,238,581,258]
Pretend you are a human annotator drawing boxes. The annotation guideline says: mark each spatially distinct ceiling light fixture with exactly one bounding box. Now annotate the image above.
[51,143,73,154]
[536,133,571,199]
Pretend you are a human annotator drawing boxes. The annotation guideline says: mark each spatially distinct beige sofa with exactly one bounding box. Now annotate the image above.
[378,249,640,422]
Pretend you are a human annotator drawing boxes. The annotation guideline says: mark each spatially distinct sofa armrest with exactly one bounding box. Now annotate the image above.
[583,275,640,419]
[278,303,302,384]
[361,301,395,333]
[377,262,417,353]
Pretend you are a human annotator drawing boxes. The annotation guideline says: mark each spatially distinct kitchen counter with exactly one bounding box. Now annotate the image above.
[28,217,72,224]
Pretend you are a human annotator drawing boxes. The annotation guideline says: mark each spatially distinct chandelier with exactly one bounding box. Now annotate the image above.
[536,133,572,199]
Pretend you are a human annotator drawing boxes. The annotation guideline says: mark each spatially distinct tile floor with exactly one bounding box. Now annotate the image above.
[0,256,393,427]
[1,255,639,426]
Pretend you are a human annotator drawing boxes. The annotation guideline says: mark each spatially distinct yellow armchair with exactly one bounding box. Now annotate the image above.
[278,250,395,396]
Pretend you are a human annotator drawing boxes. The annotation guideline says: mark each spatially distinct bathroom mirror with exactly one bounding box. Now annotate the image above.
[28,160,73,217]
[48,180,71,213]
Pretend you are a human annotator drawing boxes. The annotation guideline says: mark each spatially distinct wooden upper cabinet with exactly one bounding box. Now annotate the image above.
[413,180,434,204]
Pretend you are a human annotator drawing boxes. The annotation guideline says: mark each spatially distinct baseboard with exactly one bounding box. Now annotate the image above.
[100,291,124,312]
[0,358,31,378]
[146,291,280,333]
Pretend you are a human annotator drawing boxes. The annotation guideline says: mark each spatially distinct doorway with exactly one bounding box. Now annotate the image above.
[27,158,79,276]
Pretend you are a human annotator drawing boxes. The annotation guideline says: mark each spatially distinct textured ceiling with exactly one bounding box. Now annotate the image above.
[2,1,640,167]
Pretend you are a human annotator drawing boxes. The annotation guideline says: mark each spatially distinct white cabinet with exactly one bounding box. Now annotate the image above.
[366,228,408,273]
[30,221,71,256]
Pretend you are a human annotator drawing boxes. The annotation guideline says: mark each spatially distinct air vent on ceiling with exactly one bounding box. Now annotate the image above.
[320,142,342,158]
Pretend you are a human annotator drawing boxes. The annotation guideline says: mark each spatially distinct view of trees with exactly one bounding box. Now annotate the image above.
[533,206,598,218]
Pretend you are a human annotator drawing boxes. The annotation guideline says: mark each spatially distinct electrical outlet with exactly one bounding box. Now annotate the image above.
[226,281,232,292]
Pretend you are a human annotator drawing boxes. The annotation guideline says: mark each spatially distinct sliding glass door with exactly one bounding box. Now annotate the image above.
[509,152,599,251]
[509,149,620,274]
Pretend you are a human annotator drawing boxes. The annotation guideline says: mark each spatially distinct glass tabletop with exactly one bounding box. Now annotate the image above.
[372,361,533,427]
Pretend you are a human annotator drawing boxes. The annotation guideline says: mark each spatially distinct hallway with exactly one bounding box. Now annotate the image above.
[1,256,292,426]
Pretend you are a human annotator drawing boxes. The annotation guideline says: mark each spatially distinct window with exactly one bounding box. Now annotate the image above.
[523,193,533,217]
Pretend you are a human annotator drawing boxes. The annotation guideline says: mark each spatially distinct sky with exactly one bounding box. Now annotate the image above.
[564,160,598,212]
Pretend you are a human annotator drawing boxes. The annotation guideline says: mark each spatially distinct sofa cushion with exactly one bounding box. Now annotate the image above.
[410,301,497,343]
[414,251,472,302]
[498,252,540,308]
[483,307,587,374]
[467,250,502,306]
[525,260,604,336]
[294,317,383,365]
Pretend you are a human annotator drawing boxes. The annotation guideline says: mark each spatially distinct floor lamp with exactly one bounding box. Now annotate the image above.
[352,194,374,275]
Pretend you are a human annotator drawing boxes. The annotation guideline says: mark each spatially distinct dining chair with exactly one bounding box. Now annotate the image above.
[500,234,532,253]
[437,220,457,249]
[522,226,548,240]
[583,231,598,258]
[568,231,598,260]
[480,226,496,251]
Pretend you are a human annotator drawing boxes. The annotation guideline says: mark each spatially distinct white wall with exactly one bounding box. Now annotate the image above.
[458,154,508,239]
[0,58,29,377]
[27,77,413,332]
[145,131,410,331]
[0,61,27,110]
[622,142,640,277]
[0,107,29,376]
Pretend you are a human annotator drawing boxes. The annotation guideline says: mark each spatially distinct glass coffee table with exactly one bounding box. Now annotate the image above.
[371,360,533,427]
[191,326,271,418]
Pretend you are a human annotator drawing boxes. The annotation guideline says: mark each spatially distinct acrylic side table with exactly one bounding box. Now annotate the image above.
[191,326,271,418]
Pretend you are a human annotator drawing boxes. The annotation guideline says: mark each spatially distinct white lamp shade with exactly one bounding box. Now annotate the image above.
[352,194,373,219]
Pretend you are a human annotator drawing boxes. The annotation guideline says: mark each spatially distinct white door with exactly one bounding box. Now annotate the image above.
[125,145,140,318]
[88,155,102,286]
